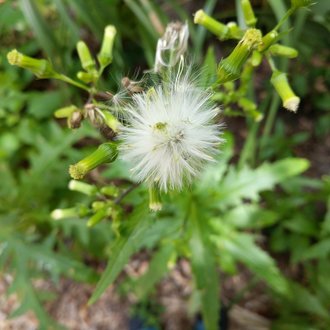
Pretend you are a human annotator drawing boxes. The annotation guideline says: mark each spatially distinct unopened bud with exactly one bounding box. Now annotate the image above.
[101,185,120,197]
[271,71,300,112]
[238,98,263,121]
[77,71,98,83]
[77,41,95,71]
[259,30,278,52]
[92,201,106,211]
[98,25,116,68]
[69,142,118,180]
[217,28,262,84]
[251,50,263,67]
[7,49,57,78]
[51,208,76,220]
[99,110,121,133]
[269,44,298,58]
[226,22,244,39]
[241,0,257,27]
[149,184,162,211]
[51,205,89,220]
[54,105,78,118]
[87,208,107,227]
[194,10,229,39]
[69,180,98,196]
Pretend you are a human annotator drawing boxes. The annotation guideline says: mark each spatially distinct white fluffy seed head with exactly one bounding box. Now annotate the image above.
[119,72,224,192]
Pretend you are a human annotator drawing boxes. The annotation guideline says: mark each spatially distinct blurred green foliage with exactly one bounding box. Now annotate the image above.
[0,1,329,329]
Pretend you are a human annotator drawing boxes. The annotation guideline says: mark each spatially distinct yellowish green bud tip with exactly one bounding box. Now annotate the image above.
[7,49,57,79]
[98,25,117,68]
[7,49,21,65]
[69,142,118,180]
[194,9,229,39]
[69,163,87,180]
[77,41,95,71]
[218,28,262,83]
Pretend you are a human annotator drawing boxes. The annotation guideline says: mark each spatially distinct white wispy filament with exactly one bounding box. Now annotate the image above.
[119,74,223,192]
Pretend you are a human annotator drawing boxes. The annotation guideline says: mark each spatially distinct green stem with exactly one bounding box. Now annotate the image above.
[239,94,271,168]
[235,0,246,29]
[57,74,90,92]
[292,9,308,44]
[262,91,280,139]
[267,54,277,72]
[273,7,295,32]
[238,120,259,169]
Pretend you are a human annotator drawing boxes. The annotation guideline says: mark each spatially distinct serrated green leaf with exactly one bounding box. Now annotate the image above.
[223,204,279,229]
[210,222,288,295]
[216,158,309,207]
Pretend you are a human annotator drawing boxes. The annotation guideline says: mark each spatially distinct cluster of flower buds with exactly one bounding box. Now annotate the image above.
[51,179,122,232]
[194,10,243,40]
[194,0,306,113]
[7,24,117,91]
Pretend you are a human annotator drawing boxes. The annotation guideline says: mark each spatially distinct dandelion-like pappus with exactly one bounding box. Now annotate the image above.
[119,71,223,192]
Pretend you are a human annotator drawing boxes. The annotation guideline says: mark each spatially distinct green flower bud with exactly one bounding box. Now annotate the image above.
[194,9,229,39]
[238,98,263,121]
[77,71,98,83]
[100,185,120,197]
[149,184,162,211]
[217,28,262,84]
[54,105,79,118]
[259,30,278,52]
[226,22,244,39]
[241,0,257,27]
[51,208,77,220]
[7,49,58,78]
[269,44,298,58]
[77,41,95,71]
[87,208,107,227]
[69,142,118,180]
[51,205,89,220]
[92,201,106,211]
[271,71,300,112]
[98,25,116,68]
[100,110,121,133]
[251,50,263,67]
[68,180,98,196]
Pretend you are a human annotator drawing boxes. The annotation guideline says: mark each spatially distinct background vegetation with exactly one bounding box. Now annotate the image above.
[0,0,329,329]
